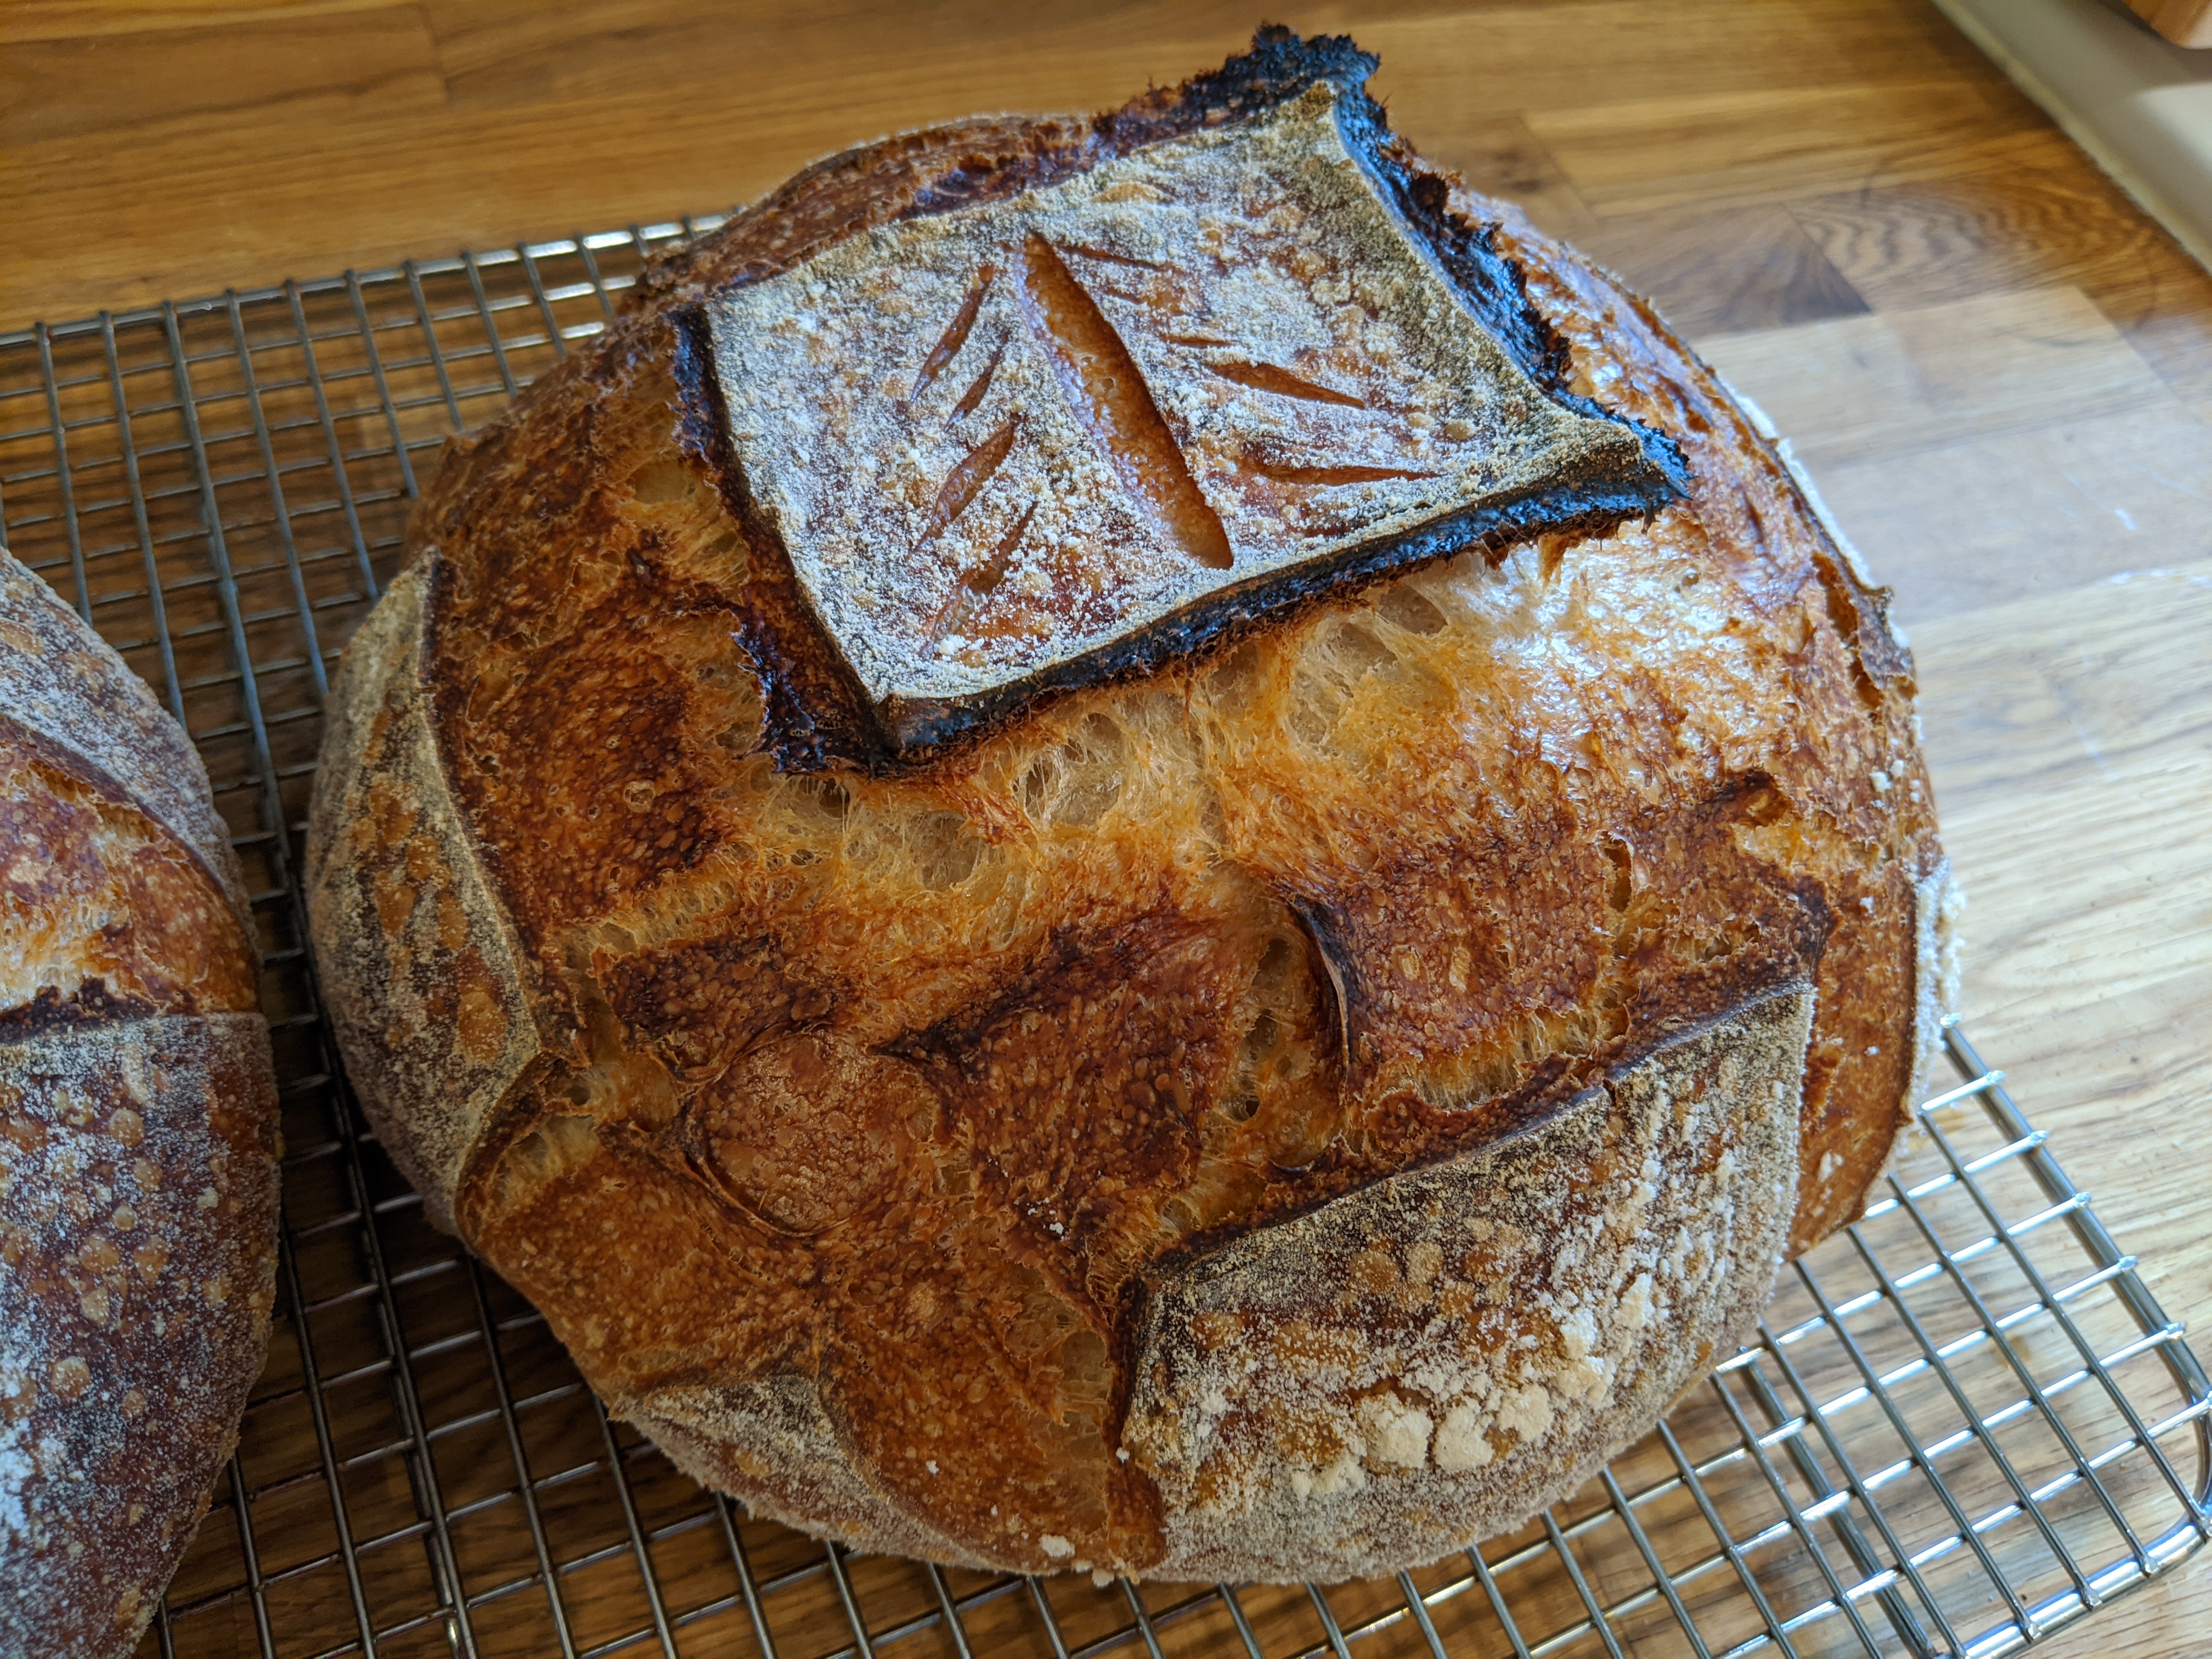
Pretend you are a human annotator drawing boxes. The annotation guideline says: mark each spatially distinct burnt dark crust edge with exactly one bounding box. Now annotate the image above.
[690,26,1690,771]
[874,474,1676,755]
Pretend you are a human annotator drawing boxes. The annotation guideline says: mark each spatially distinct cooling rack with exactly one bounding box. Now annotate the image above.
[1,223,2206,1659]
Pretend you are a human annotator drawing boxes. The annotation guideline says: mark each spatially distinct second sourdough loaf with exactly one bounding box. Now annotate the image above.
[306,29,1956,1581]
[1,548,281,1657]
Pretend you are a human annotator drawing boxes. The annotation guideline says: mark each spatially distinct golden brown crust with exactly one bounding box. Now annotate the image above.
[0,724,258,1032]
[0,548,280,1657]
[304,557,544,1233]
[309,30,1948,1580]
[0,553,254,950]
[1123,984,1812,1581]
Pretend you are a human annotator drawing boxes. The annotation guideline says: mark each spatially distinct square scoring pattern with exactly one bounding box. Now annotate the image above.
[0,224,2205,1659]
[708,86,1648,729]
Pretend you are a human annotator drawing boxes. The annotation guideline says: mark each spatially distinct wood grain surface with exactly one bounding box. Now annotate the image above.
[3,3,2207,1655]
[2123,0,2212,50]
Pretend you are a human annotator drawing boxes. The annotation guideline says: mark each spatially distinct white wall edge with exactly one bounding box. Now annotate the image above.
[1931,0,2212,276]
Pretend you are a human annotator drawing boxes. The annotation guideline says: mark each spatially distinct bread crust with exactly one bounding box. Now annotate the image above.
[304,556,543,1234]
[694,78,1685,759]
[1124,983,1813,1581]
[308,30,1949,1580]
[0,548,281,1657]
[0,555,253,952]
[0,1017,279,1658]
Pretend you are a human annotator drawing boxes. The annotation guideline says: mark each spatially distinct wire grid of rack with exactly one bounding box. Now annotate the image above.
[0,222,2207,1659]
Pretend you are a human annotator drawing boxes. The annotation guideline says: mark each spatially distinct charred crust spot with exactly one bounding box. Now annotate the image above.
[891,909,1252,1300]
[1284,898,1358,1081]
[596,931,838,1080]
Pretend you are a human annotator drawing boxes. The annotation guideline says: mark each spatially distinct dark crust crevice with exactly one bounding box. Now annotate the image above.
[0,977,161,1042]
[691,25,1690,772]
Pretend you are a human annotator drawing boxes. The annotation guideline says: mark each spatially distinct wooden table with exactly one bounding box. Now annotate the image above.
[2124,0,2212,49]
[5,3,2207,1654]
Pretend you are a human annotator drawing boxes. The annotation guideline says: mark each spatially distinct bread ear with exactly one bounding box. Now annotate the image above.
[1126,985,1815,1581]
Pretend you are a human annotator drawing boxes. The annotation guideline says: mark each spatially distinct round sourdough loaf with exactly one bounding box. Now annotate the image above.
[1,548,281,1655]
[306,30,1957,1581]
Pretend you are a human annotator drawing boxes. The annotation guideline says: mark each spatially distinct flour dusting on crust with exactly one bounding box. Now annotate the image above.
[709,84,1656,725]
[0,1016,279,1656]
[306,557,541,1233]
[1904,860,1966,1125]
[630,1374,990,1568]
[1122,986,1811,1581]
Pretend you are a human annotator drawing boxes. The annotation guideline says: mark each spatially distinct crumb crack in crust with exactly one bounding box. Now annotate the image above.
[306,27,1952,1582]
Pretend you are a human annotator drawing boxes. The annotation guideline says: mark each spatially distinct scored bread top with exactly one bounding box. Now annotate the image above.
[707,80,1678,750]
[309,28,1952,1580]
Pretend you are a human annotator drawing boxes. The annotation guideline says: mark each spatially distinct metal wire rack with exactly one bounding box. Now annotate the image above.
[1,222,2207,1659]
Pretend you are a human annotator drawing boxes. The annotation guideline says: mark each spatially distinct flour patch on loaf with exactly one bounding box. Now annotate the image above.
[708,84,1649,717]
[0,1014,279,1656]
[306,557,540,1232]
[1903,859,1966,1128]
[630,1375,991,1568]
[1122,985,1811,1582]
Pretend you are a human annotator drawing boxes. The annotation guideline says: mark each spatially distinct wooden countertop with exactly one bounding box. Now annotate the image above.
[4,3,2206,1654]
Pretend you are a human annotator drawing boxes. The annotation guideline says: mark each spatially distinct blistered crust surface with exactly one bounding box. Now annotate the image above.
[0,548,251,935]
[0,1015,280,1659]
[305,558,540,1232]
[310,29,1953,1579]
[712,85,1655,716]
[1124,985,1809,1582]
